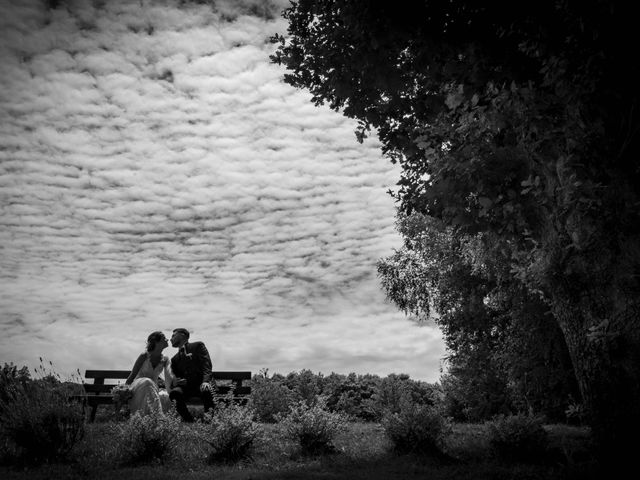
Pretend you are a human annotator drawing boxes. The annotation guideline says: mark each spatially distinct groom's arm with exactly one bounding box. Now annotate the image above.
[170,357,186,388]
[196,342,213,384]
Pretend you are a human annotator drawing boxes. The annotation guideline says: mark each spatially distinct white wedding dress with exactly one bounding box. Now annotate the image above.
[129,353,173,415]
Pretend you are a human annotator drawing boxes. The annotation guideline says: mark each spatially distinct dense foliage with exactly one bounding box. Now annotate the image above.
[378,212,579,422]
[251,369,441,422]
[271,0,640,466]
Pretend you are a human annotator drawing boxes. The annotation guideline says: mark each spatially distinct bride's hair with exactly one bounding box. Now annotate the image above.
[146,331,166,352]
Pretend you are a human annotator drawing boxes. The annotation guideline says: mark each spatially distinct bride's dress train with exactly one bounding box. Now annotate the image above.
[129,354,173,415]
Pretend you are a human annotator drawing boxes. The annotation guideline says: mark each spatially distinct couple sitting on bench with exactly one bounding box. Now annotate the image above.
[125,328,214,422]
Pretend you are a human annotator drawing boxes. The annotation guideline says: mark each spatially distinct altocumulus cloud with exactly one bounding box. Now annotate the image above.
[0,0,445,381]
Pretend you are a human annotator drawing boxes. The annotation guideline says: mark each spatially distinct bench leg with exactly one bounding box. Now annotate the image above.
[90,404,97,422]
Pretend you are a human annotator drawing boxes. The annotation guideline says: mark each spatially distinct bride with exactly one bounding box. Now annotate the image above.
[125,331,174,415]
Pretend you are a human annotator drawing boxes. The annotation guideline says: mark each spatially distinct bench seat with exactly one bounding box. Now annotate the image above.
[73,370,251,421]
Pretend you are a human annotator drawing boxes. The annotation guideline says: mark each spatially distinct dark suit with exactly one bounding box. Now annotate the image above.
[169,341,214,421]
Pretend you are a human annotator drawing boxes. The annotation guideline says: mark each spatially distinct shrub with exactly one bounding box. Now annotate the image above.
[0,363,30,405]
[197,401,261,463]
[114,409,182,464]
[277,397,348,455]
[488,413,548,463]
[0,361,85,464]
[250,371,296,423]
[382,402,451,456]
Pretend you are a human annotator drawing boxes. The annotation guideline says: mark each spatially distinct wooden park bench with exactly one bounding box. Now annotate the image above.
[74,370,251,421]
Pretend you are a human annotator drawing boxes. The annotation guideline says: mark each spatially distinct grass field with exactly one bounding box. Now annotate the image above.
[0,421,596,480]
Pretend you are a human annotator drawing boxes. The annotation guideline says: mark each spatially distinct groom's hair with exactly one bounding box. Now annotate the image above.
[173,328,190,339]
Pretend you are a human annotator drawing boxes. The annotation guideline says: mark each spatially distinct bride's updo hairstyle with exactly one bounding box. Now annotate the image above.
[146,331,166,352]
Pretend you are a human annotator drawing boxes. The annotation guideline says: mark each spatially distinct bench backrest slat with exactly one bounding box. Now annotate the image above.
[212,386,251,396]
[82,370,251,395]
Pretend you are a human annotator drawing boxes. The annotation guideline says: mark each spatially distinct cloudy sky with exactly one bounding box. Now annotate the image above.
[0,0,445,382]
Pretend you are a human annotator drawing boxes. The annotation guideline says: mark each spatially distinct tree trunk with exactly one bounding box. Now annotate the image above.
[550,285,640,470]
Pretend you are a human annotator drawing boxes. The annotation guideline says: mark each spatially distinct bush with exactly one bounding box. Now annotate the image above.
[250,372,296,423]
[0,362,85,464]
[114,409,182,464]
[382,402,451,456]
[197,401,261,463]
[277,397,348,455]
[488,413,548,463]
[0,363,30,405]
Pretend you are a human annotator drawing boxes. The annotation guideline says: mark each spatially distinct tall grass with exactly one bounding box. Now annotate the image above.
[276,397,349,455]
[196,401,261,463]
[488,413,548,463]
[0,360,85,464]
[382,402,451,457]
[113,409,183,464]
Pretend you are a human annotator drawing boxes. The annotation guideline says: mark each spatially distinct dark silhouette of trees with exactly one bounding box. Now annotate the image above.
[271,0,640,466]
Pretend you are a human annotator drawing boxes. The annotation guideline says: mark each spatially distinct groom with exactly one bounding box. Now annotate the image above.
[169,328,215,422]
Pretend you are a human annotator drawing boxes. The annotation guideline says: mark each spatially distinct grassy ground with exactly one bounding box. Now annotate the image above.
[0,421,596,480]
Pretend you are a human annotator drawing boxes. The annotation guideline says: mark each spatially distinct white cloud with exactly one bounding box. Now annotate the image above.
[0,0,445,382]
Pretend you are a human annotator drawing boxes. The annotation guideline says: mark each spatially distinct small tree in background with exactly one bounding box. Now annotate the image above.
[373,373,442,418]
[323,372,379,420]
[250,369,296,423]
[283,369,324,405]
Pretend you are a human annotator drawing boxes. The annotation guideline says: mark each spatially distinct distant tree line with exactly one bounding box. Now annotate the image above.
[250,368,443,422]
[250,367,579,425]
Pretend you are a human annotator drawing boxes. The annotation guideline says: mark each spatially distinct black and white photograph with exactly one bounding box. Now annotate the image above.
[0,1,637,478]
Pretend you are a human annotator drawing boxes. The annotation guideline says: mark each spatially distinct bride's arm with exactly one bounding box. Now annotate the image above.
[125,353,146,385]
[162,356,174,393]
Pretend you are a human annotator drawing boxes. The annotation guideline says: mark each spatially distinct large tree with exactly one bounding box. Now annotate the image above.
[272,0,640,465]
[378,212,578,422]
